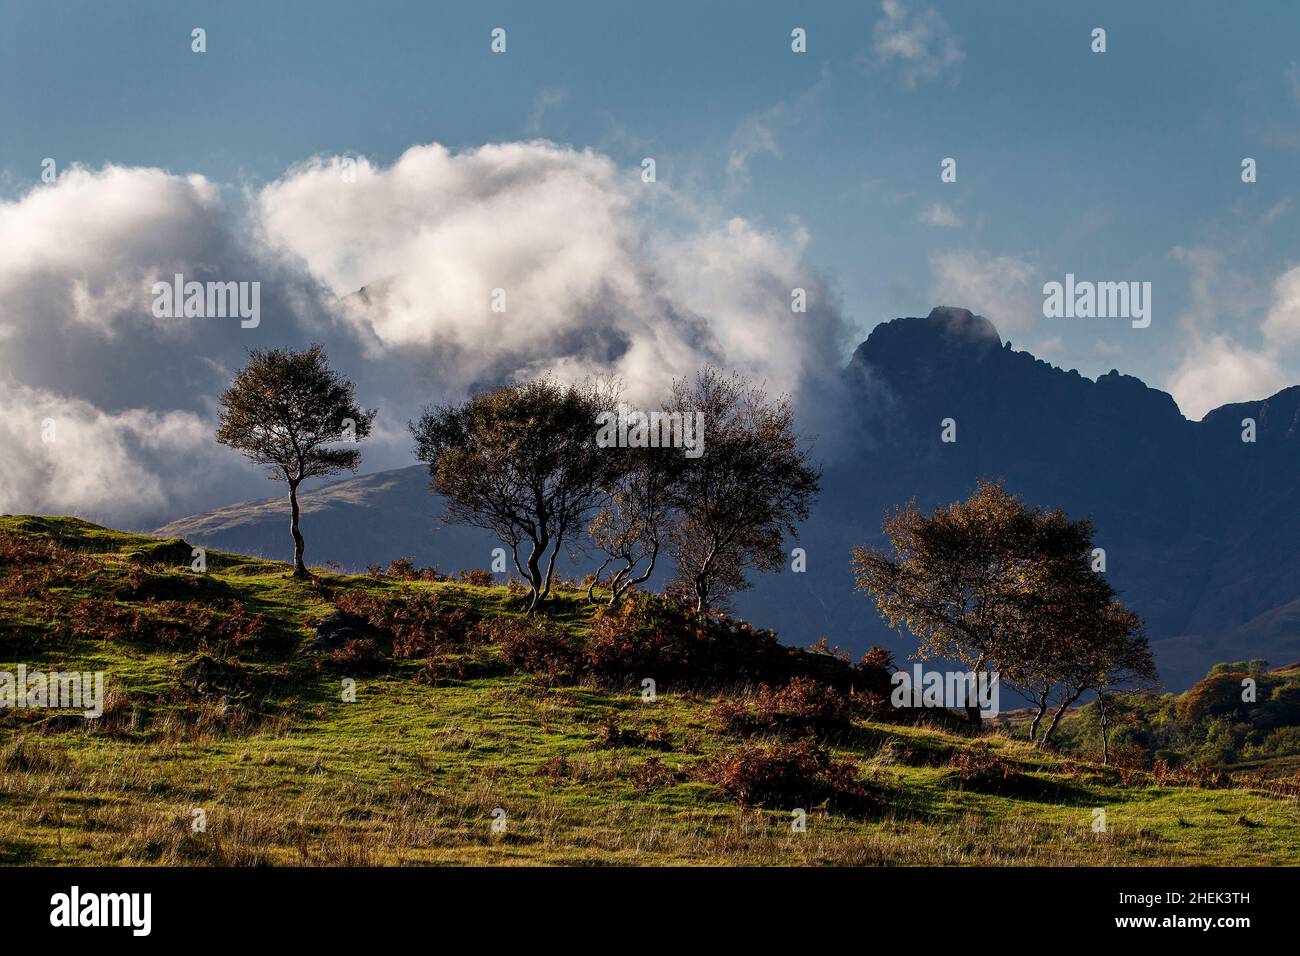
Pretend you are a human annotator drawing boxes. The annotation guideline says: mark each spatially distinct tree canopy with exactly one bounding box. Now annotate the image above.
[853,480,1156,741]
[410,377,620,609]
[217,344,374,577]
[665,369,821,616]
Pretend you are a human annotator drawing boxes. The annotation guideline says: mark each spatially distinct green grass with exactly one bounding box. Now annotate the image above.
[1,515,1298,866]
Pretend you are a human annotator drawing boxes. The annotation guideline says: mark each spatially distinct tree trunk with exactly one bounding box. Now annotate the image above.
[540,527,565,602]
[288,480,307,578]
[1038,695,1077,748]
[524,534,547,610]
[612,543,658,606]
[963,665,984,726]
[607,561,630,606]
[693,540,720,619]
[588,557,614,604]
[1028,690,1049,743]
[1098,691,1111,766]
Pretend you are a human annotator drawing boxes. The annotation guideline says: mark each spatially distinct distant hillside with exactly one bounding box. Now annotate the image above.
[154,308,1300,692]
[155,465,490,571]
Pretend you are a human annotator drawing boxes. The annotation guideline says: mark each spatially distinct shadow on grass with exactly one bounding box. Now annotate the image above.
[945,769,1100,805]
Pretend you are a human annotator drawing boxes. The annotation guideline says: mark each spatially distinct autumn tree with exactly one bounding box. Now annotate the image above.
[992,503,1156,746]
[587,443,683,606]
[665,369,821,616]
[217,345,374,578]
[410,378,620,610]
[852,480,1155,733]
[1012,597,1157,750]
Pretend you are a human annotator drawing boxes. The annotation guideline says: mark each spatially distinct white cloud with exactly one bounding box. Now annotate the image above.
[257,143,637,354]
[872,0,964,89]
[526,88,567,135]
[1262,264,1300,348]
[1163,248,1297,420]
[0,165,285,521]
[0,379,211,522]
[727,119,781,183]
[1166,335,1290,421]
[724,66,831,188]
[0,165,227,339]
[1262,197,1292,225]
[928,249,1037,331]
[256,141,845,402]
[0,142,850,521]
[918,201,961,228]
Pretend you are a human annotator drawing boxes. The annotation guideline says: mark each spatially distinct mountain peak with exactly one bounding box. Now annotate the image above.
[925,305,1002,342]
[851,306,1003,372]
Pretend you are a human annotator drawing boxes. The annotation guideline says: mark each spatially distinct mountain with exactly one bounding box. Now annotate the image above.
[155,307,1300,691]
[154,465,498,574]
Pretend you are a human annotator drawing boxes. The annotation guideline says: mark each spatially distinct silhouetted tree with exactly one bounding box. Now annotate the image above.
[588,443,683,606]
[410,378,620,610]
[665,369,821,617]
[217,345,374,578]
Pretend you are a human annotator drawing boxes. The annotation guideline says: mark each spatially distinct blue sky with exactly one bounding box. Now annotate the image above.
[2,0,1300,522]
[6,1,1300,390]
[4,1,1298,381]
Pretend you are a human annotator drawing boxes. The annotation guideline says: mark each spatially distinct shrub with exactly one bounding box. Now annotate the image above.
[710,697,757,735]
[947,745,1013,789]
[53,597,268,651]
[1257,682,1300,732]
[1152,759,1230,789]
[595,718,673,750]
[700,738,871,810]
[204,601,269,649]
[629,756,681,791]
[588,593,814,688]
[458,569,494,587]
[332,587,469,657]
[711,677,854,737]
[386,556,419,580]
[0,531,96,576]
[855,646,897,698]
[360,557,456,583]
[0,531,100,600]
[480,616,586,682]
[849,689,892,719]
[379,557,445,581]
[588,594,693,683]
[808,637,850,661]
[693,616,806,686]
[324,638,386,673]
[756,677,853,732]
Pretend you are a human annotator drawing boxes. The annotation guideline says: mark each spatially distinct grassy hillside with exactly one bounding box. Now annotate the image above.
[1,516,1297,866]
